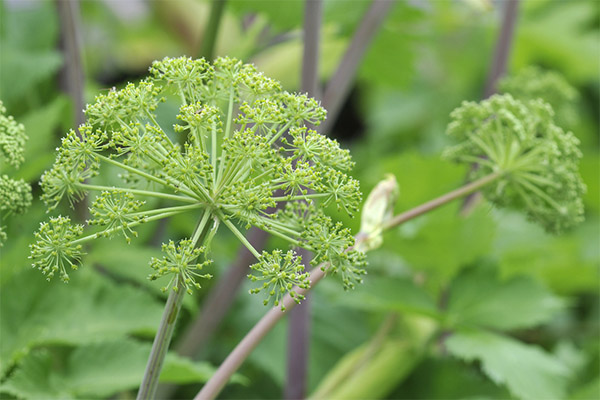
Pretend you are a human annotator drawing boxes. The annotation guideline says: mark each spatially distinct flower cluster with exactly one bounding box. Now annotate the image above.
[29,216,85,282]
[149,239,213,294]
[498,66,578,128]
[31,57,364,305]
[443,93,585,233]
[0,101,32,244]
[248,250,310,310]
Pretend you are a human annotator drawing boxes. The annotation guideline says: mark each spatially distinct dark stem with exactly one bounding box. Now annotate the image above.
[138,212,214,399]
[483,0,520,98]
[200,0,227,60]
[177,228,268,358]
[136,276,187,400]
[165,0,394,388]
[382,172,500,230]
[462,0,520,214]
[55,0,88,221]
[319,0,394,134]
[195,172,502,400]
[284,1,322,398]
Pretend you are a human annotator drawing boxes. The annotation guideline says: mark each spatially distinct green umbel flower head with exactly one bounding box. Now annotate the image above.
[0,101,32,245]
[499,67,578,128]
[32,57,364,305]
[444,94,585,233]
[29,216,85,282]
[149,239,213,294]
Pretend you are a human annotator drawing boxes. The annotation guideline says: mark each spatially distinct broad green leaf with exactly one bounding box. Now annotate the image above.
[227,0,303,31]
[322,275,439,318]
[251,30,347,91]
[87,241,199,313]
[17,95,70,181]
[359,2,424,89]
[446,329,570,400]
[392,204,496,286]
[0,338,225,400]
[514,1,599,83]
[0,268,163,377]
[0,45,63,109]
[493,212,600,295]
[446,268,564,330]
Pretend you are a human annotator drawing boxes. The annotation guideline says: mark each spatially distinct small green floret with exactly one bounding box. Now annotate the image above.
[499,67,578,127]
[88,190,146,243]
[30,216,85,282]
[149,239,213,294]
[1,101,32,245]
[444,94,585,233]
[0,175,32,215]
[0,101,27,168]
[248,250,311,311]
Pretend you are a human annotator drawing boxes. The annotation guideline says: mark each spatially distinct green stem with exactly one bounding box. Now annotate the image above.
[217,88,235,186]
[96,154,199,199]
[268,121,294,145]
[382,171,502,230]
[272,193,327,202]
[195,171,504,400]
[199,0,227,60]
[219,214,262,259]
[72,210,186,245]
[78,183,198,204]
[137,209,213,400]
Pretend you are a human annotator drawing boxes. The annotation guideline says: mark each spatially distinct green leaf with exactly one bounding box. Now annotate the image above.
[393,204,496,286]
[322,275,439,318]
[493,212,600,295]
[446,329,570,400]
[0,46,63,110]
[446,268,564,331]
[514,1,599,83]
[17,95,70,180]
[86,241,198,313]
[0,338,224,399]
[0,268,164,377]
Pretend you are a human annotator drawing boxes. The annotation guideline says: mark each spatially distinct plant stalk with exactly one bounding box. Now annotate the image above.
[195,171,503,399]
[319,0,394,134]
[136,275,187,400]
[137,211,213,400]
[200,0,227,60]
[285,1,323,397]
[382,171,501,230]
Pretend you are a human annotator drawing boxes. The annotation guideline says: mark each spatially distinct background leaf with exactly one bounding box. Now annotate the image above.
[446,329,570,400]
[445,268,564,330]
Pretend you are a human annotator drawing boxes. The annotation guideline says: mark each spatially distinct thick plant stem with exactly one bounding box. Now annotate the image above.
[483,0,520,98]
[319,0,394,134]
[195,171,502,400]
[383,171,501,230]
[285,1,322,398]
[55,0,87,221]
[137,276,187,400]
[200,0,227,60]
[462,0,520,214]
[167,1,394,378]
[138,211,213,400]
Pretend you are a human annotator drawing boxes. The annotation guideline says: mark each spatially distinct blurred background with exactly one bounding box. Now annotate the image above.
[0,0,598,399]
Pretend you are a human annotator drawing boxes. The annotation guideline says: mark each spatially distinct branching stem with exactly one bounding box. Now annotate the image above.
[195,171,503,399]
[137,209,214,400]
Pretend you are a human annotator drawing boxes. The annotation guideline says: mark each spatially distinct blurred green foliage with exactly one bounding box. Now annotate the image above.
[0,0,597,399]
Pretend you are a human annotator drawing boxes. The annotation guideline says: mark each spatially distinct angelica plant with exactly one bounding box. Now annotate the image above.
[29,56,363,399]
[0,101,32,244]
[443,93,585,233]
[197,72,588,399]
